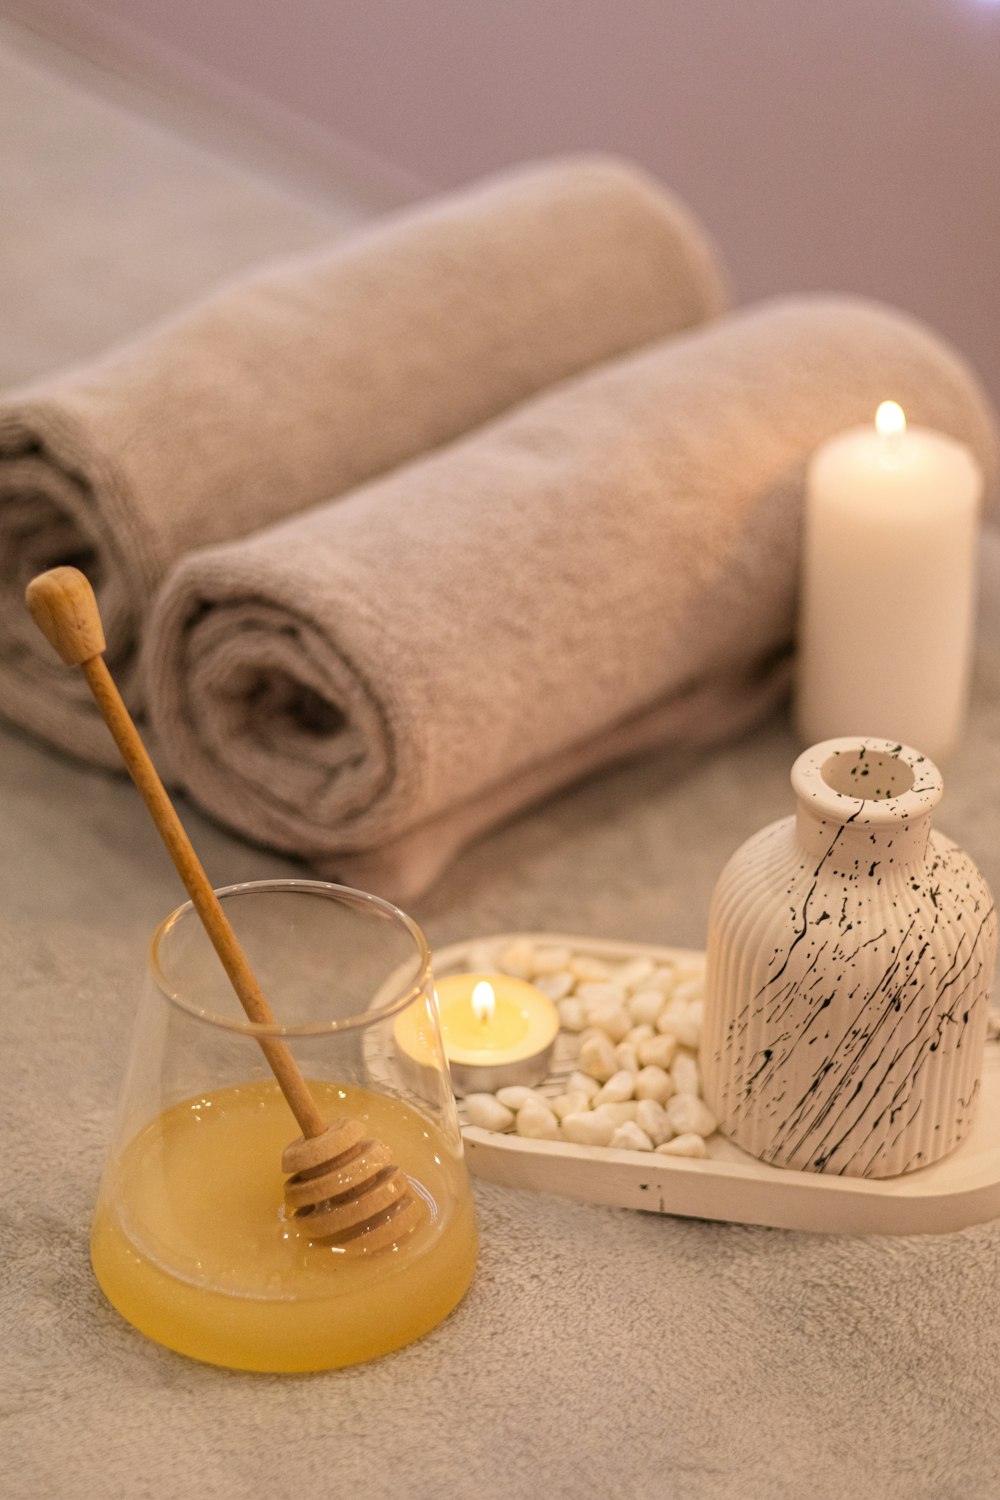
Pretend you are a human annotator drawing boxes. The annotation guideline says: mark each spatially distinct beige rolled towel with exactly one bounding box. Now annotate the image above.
[0,154,727,763]
[145,296,999,901]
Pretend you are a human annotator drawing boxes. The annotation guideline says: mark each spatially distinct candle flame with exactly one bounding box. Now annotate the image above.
[471,980,496,1026]
[875,401,906,440]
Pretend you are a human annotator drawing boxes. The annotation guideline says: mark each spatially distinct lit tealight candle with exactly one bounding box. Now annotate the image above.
[395,972,559,1096]
[794,402,984,765]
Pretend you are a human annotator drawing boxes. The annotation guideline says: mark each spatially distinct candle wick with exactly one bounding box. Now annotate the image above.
[881,430,903,465]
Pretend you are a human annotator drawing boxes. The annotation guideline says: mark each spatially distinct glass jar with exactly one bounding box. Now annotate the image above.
[90,879,478,1371]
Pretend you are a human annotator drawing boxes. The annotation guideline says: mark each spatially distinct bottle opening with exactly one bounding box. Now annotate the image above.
[820,747,915,802]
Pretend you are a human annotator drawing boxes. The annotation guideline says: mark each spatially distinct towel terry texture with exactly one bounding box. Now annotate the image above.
[0,154,727,764]
[145,295,1000,902]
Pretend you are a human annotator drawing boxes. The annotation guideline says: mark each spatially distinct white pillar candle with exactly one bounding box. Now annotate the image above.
[794,402,984,765]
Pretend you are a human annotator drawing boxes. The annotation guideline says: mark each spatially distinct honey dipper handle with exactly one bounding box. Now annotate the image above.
[25,567,328,1141]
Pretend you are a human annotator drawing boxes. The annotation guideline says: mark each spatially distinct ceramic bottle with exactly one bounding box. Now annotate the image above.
[700,737,997,1178]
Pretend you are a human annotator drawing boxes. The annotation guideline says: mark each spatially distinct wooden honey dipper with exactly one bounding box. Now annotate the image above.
[26,566,423,1255]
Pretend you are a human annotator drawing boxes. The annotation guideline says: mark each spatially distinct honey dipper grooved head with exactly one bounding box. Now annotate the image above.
[283,1121,423,1253]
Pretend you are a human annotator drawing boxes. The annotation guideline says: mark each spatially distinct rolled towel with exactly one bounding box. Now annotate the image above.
[0,154,727,763]
[146,296,998,902]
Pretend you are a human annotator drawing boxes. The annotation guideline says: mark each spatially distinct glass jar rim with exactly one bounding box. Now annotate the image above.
[149,878,433,1036]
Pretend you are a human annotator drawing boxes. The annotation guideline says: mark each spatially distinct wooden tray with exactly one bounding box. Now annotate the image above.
[434,933,1000,1236]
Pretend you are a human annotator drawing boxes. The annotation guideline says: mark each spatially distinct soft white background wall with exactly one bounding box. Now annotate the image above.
[9,0,1000,403]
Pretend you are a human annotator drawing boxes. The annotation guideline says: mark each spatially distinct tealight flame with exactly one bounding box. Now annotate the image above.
[875,400,906,441]
[471,980,496,1026]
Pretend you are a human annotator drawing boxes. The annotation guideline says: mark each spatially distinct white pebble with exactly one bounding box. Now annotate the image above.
[562,1111,615,1147]
[636,1098,673,1146]
[499,939,535,979]
[628,990,666,1026]
[672,976,704,1004]
[515,1102,560,1140]
[610,1122,654,1152]
[637,1033,678,1070]
[615,1042,640,1074]
[558,997,587,1032]
[648,965,678,994]
[666,1094,718,1138]
[635,1065,675,1104]
[615,958,656,991]
[671,1053,701,1097]
[532,946,573,975]
[495,1085,552,1111]
[549,1090,591,1121]
[655,1133,708,1159]
[578,1033,619,1082]
[625,1023,655,1046]
[657,1008,701,1050]
[577,980,629,1010]
[655,1000,682,1032]
[566,1070,601,1101]
[571,955,613,982]
[592,1101,639,1127]
[584,1004,631,1043]
[594,1069,636,1105]
[536,971,575,1003]
[463,1094,515,1132]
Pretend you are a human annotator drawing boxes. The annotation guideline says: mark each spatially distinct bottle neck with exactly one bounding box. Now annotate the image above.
[794,800,933,875]
[790,737,943,877]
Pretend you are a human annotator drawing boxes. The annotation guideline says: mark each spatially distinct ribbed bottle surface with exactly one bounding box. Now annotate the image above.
[701,743,997,1179]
